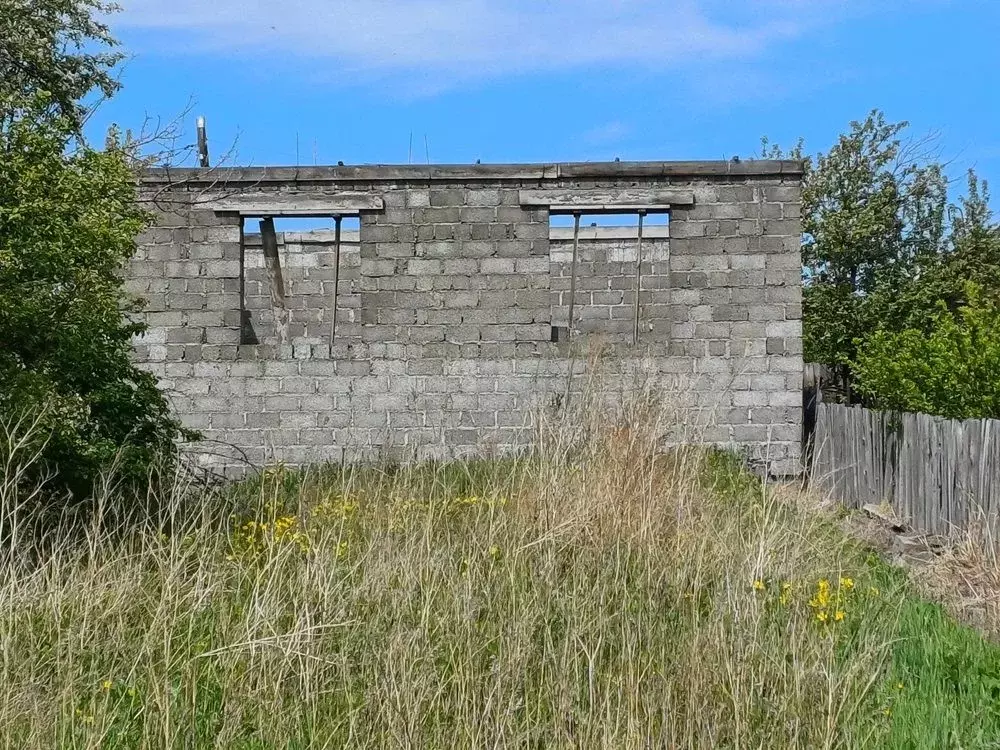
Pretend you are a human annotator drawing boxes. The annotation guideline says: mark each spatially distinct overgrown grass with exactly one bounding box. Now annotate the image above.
[1,410,1000,747]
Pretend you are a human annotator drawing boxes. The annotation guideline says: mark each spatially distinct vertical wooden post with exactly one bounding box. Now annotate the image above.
[633,210,646,345]
[567,212,581,338]
[260,217,288,346]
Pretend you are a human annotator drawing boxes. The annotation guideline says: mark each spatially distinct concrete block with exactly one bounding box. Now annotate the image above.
[765,320,802,338]
[467,188,501,206]
[514,257,549,274]
[429,189,466,207]
[407,190,431,207]
[406,259,443,275]
[480,258,515,275]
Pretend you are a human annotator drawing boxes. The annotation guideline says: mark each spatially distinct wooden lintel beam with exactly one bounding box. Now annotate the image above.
[213,193,384,216]
[547,205,676,215]
[519,189,694,211]
[259,218,289,346]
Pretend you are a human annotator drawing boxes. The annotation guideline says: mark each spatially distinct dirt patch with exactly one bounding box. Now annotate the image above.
[842,501,1000,638]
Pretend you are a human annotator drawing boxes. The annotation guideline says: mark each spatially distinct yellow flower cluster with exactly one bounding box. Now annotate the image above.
[228,515,310,560]
[808,577,854,625]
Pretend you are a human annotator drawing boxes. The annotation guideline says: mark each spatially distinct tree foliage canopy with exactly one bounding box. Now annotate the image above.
[0,0,122,129]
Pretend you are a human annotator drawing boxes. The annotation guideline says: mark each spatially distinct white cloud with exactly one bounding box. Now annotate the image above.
[114,0,847,86]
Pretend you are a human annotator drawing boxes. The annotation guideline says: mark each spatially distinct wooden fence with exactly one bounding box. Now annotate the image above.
[811,403,1000,536]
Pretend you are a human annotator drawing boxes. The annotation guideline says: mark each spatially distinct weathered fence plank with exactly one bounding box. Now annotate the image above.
[811,404,1000,537]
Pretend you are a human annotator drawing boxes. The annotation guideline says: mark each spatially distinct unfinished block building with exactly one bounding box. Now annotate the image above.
[130,160,804,475]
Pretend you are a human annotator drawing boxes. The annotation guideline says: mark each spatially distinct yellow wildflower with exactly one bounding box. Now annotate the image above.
[896,681,904,690]
[816,611,828,623]
[752,579,766,592]
[840,577,855,590]
[834,610,845,622]
[809,579,831,610]
[100,679,113,691]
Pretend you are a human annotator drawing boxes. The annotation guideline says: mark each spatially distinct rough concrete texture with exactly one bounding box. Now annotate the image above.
[130,161,804,475]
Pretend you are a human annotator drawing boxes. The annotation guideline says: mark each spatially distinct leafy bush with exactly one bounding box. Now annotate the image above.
[0,101,187,499]
[852,288,1000,419]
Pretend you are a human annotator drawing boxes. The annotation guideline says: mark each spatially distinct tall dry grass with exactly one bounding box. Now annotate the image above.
[0,398,908,748]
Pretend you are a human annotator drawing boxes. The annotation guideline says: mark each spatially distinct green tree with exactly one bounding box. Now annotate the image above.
[937,172,1000,309]
[799,111,912,368]
[0,2,186,501]
[769,111,1000,417]
[870,171,1000,334]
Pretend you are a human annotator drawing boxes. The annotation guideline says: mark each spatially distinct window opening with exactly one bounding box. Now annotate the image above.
[548,211,669,343]
[239,215,361,348]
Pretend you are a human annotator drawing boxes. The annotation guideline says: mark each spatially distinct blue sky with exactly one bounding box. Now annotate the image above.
[88,1,999,207]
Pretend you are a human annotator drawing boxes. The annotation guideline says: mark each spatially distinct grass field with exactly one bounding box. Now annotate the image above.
[2,407,1000,748]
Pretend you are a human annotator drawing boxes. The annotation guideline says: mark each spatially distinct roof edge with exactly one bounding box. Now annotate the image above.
[140,160,805,186]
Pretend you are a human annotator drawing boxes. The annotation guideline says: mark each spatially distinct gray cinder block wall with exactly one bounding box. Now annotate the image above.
[129,161,804,475]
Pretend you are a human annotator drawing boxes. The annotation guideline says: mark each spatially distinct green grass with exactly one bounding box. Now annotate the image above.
[2,421,1000,747]
[869,558,1000,748]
